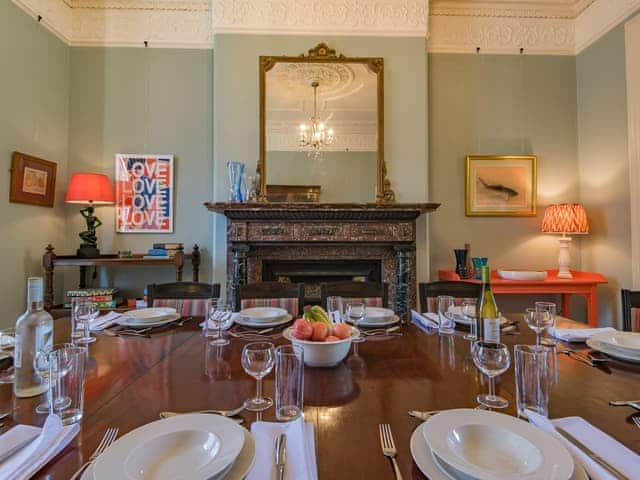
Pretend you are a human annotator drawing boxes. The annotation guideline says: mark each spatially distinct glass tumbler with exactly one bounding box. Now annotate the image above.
[346,303,366,343]
[515,345,553,419]
[275,345,304,421]
[437,295,455,335]
[326,296,344,323]
[0,328,16,384]
[461,300,478,341]
[50,345,87,425]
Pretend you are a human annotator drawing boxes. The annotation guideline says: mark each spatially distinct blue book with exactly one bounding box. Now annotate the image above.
[147,248,168,256]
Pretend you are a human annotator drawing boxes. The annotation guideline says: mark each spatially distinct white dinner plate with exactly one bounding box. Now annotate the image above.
[239,307,288,323]
[363,307,395,323]
[234,314,293,328]
[92,414,245,480]
[84,425,255,480]
[586,336,640,364]
[123,308,177,323]
[410,421,587,480]
[453,311,509,327]
[590,331,640,355]
[422,409,574,480]
[116,313,181,329]
[347,315,399,328]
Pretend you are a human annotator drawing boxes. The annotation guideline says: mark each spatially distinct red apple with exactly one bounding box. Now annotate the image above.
[292,318,313,340]
[311,322,329,341]
[332,323,351,340]
[325,335,341,342]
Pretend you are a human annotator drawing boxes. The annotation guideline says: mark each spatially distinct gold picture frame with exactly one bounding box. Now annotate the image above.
[465,155,537,217]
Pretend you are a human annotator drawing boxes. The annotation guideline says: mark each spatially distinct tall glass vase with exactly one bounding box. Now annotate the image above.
[227,161,245,202]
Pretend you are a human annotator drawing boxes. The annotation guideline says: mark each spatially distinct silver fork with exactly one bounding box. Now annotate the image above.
[379,424,403,480]
[633,417,640,430]
[69,427,119,480]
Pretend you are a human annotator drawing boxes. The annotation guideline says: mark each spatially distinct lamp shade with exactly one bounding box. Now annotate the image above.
[65,173,114,205]
[541,203,589,234]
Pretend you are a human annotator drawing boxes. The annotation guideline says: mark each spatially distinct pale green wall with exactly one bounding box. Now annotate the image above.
[267,151,377,202]
[213,34,429,296]
[0,1,70,324]
[66,48,213,299]
[577,23,631,327]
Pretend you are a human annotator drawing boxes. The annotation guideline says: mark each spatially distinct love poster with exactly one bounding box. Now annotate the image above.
[115,154,174,233]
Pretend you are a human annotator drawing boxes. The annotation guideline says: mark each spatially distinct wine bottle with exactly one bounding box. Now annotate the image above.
[14,277,53,398]
[477,266,500,343]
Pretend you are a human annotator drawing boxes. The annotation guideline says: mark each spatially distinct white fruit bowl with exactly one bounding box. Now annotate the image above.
[283,326,360,367]
[497,270,548,281]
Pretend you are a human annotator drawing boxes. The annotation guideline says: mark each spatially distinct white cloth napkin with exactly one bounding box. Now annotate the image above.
[411,310,439,332]
[552,327,616,343]
[0,414,79,480]
[89,311,122,331]
[527,411,640,480]
[246,417,318,480]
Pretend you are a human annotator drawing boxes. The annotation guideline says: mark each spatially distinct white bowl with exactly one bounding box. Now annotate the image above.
[283,326,359,367]
[497,270,547,281]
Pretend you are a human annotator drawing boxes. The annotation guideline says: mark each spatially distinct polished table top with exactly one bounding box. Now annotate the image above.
[1,316,638,479]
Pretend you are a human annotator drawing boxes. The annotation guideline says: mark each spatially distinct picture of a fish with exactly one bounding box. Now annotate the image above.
[478,178,519,199]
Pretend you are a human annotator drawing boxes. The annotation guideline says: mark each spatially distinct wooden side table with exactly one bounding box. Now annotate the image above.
[438,269,607,326]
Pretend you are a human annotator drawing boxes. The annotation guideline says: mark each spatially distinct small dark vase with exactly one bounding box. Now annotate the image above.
[454,249,470,279]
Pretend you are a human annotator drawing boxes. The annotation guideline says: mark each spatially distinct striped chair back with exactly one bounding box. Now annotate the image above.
[240,298,300,317]
[153,298,211,317]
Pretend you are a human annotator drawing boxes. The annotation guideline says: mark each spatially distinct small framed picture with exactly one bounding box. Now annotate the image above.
[9,152,57,207]
[466,155,537,217]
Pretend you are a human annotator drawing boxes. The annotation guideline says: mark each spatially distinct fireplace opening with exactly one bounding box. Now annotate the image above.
[262,259,382,304]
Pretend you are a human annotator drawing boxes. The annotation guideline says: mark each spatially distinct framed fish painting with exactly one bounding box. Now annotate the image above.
[465,155,536,217]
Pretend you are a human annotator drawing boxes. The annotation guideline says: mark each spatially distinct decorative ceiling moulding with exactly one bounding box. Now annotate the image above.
[12,0,73,44]
[575,0,640,53]
[66,0,209,9]
[430,0,595,19]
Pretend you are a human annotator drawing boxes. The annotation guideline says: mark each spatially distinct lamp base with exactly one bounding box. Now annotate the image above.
[77,246,100,258]
[557,236,573,279]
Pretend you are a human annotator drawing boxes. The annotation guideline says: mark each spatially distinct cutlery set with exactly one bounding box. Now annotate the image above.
[379,424,403,480]
[560,348,611,367]
[69,427,119,480]
[103,316,192,338]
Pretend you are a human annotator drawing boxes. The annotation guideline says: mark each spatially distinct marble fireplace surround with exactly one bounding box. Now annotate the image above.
[206,202,440,319]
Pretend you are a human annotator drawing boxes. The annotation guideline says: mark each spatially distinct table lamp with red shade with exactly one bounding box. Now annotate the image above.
[65,173,114,258]
[541,203,589,279]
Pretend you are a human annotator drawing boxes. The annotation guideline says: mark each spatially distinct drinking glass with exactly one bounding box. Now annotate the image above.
[471,341,511,409]
[524,308,553,345]
[275,345,304,421]
[515,345,553,419]
[72,300,98,344]
[535,302,557,346]
[33,343,75,414]
[326,296,344,323]
[241,342,275,411]
[0,328,16,384]
[207,300,232,346]
[346,303,365,343]
[437,295,455,335]
[50,345,87,424]
[461,299,478,341]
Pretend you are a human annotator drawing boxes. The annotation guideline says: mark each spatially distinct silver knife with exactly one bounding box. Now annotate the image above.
[556,428,630,480]
[275,433,287,480]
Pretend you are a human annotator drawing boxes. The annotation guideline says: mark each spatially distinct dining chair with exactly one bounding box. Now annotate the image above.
[147,282,221,316]
[320,281,389,309]
[621,289,640,332]
[419,281,482,313]
[236,282,304,317]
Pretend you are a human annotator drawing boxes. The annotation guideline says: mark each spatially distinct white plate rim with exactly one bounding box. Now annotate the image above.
[589,331,640,355]
[239,307,288,321]
[116,313,181,328]
[586,336,640,363]
[346,315,400,328]
[453,315,509,326]
[234,314,293,328]
[92,414,245,480]
[422,409,574,480]
[124,307,177,320]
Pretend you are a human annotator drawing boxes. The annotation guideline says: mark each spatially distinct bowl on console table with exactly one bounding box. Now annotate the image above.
[497,269,548,281]
[283,326,360,367]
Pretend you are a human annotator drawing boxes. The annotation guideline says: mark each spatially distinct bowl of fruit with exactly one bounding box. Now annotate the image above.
[283,306,360,367]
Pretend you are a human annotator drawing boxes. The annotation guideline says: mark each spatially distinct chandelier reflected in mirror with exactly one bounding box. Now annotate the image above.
[298,81,335,158]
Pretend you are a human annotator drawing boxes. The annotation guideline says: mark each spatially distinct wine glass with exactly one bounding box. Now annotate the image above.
[73,300,98,344]
[524,308,553,345]
[535,302,557,346]
[462,300,478,341]
[209,301,232,347]
[471,341,511,409]
[346,303,366,343]
[33,343,74,414]
[437,295,456,335]
[241,342,275,411]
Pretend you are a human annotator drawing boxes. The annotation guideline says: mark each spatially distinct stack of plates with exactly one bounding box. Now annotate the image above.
[117,307,180,328]
[587,331,640,363]
[411,409,586,480]
[451,307,509,327]
[347,307,399,327]
[236,307,292,328]
[83,414,255,480]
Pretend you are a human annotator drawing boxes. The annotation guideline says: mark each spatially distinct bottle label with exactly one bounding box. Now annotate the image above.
[483,317,501,343]
[27,277,43,305]
[13,334,21,369]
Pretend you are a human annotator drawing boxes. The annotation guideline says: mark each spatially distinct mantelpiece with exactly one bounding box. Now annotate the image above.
[206,202,440,318]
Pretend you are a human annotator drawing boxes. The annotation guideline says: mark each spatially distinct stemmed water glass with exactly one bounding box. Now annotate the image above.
[33,343,74,414]
[346,303,366,343]
[73,300,98,344]
[535,302,557,346]
[437,295,456,335]
[208,301,233,346]
[241,342,275,411]
[524,308,553,345]
[461,299,477,341]
[471,341,511,409]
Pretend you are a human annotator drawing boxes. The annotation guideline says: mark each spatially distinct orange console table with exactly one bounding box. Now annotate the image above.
[438,269,607,327]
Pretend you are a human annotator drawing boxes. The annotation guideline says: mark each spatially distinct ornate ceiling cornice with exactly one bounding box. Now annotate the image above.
[430,1,594,19]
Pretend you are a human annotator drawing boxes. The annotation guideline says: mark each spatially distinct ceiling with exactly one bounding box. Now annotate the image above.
[430,0,595,18]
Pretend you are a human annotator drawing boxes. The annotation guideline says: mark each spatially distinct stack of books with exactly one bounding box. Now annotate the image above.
[65,288,120,308]
[143,243,183,260]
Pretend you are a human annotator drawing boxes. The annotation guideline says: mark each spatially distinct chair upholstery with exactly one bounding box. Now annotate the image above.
[236,282,304,317]
[147,282,220,316]
[621,289,640,332]
[419,281,482,313]
[320,281,389,309]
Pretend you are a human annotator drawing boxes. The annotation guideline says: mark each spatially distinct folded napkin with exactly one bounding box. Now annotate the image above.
[411,310,438,332]
[246,417,318,480]
[528,411,640,480]
[552,327,616,343]
[89,311,122,331]
[0,414,79,480]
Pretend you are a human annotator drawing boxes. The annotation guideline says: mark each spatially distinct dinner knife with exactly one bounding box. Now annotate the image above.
[275,433,287,480]
[556,428,630,480]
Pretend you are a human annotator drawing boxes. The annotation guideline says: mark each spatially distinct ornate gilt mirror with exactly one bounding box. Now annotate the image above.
[259,43,394,203]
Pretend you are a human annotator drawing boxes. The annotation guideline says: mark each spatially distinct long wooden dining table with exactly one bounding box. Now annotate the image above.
[1,315,638,479]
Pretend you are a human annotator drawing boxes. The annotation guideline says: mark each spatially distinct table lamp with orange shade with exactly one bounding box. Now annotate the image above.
[541,203,589,279]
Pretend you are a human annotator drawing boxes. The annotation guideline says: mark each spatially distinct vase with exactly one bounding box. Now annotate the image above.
[227,161,245,202]
[472,257,488,279]
[454,249,469,279]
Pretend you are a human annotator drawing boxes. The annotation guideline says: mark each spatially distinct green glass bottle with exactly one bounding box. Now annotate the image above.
[477,266,500,343]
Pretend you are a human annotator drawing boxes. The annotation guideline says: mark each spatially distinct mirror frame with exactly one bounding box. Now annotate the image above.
[258,43,394,204]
